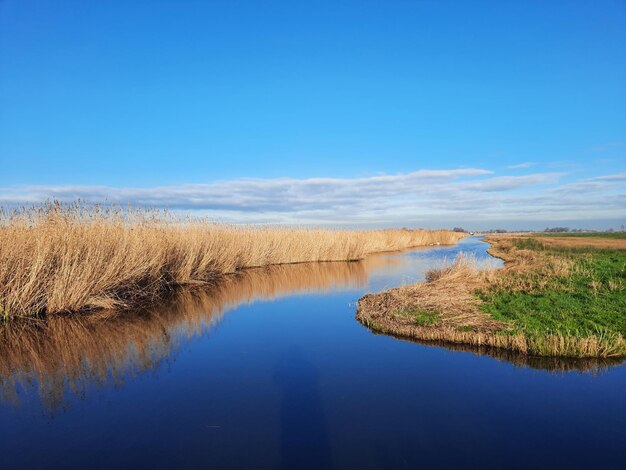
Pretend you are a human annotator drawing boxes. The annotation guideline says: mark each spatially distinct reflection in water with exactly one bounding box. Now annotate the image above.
[389,334,626,373]
[0,260,370,409]
[1,245,623,411]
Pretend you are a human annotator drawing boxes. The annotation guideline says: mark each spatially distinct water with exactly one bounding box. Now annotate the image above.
[1,237,625,469]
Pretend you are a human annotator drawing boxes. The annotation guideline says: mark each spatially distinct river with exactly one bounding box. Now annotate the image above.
[1,237,624,468]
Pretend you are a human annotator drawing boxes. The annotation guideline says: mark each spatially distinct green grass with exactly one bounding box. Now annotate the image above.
[394,307,440,326]
[478,245,626,341]
[534,232,626,239]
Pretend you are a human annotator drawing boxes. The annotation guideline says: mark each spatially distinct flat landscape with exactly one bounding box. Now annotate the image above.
[1,1,625,468]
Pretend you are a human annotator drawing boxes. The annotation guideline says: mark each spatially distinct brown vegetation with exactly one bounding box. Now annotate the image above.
[0,202,465,318]
[528,236,626,250]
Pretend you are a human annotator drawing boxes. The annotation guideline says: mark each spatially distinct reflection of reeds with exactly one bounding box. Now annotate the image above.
[0,202,464,318]
[386,333,625,374]
[0,260,369,409]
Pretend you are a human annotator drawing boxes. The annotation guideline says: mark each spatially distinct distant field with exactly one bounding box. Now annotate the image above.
[528,236,626,251]
[534,232,626,239]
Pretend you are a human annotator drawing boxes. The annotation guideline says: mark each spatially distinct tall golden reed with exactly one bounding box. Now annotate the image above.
[0,202,464,318]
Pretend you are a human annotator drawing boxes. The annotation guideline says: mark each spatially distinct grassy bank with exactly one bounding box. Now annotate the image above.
[0,202,464,319]
[357,235,626,358]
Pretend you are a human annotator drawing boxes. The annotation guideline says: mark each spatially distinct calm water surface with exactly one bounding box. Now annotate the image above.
[1,237,625,469]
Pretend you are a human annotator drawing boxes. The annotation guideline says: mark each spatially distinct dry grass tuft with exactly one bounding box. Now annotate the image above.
[358,254,504,335]
[0,201,464,318]
[483,238,574,293]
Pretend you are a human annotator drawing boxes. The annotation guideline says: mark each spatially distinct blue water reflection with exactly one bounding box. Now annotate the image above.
[0,237,624,468]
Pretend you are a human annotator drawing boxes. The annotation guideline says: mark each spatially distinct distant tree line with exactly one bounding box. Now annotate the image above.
[543,226,624,233]
[448,225,625,234]
[544,227,570,232]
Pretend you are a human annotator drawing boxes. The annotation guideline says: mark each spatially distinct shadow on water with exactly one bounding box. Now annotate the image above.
[1,241,623,411]
[273,347,332,469]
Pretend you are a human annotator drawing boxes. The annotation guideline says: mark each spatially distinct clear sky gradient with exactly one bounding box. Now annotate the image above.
[1,0,625,229]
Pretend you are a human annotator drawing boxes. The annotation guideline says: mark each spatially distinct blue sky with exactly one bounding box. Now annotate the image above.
[1,0,625,229]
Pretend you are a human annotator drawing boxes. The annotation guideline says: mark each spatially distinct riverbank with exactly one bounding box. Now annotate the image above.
[357,235,626,358]
[0,202,464,319]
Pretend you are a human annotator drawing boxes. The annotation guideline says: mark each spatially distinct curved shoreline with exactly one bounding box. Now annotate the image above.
[356,236,626,359]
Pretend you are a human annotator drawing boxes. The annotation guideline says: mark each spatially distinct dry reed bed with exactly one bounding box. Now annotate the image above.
[0,203,464,318]
[357,238,626,358]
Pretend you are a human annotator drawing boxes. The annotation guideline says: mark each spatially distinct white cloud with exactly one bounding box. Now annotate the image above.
[591,172,626,182]
[461,173,562,192]
[507,162,535,169]
[0,169,624,228]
